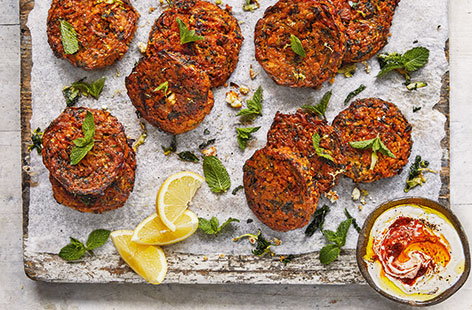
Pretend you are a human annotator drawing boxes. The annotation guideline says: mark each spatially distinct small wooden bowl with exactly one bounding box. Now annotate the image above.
[356,197,471,307]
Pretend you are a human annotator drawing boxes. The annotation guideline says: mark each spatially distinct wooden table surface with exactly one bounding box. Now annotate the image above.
[1,0,471,309]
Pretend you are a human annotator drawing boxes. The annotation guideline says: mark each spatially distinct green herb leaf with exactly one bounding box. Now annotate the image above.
[349,135,395,170]
[344,84,366,105]
[63,77,106,106]
[301,91,332,118]
[237,86,263,121]
[344,209,361,233]
[28,128,44,154]
[162,135,177,155]
[199,138,216,150]
[377,47,429,78]
[178,151,200,163]
[323,230,341,246]
[305,205,330,237]
[319,244,341,265]
[290,34,306,58]
[198,217,240,235]
[70,111,95,165]
[335,218,353,247]
[203,156,231,193]
[232,185,244,195]
[176,18,204,44]
[402,47,430,72]
[312,133,334,162]
[70,142,94,165]
[236,127,260,150]
[154,81,169,94]
[232,230,280,257]
[58,239,87,261]
[404,155,436,192]
[59,20,79,54]
[85,229,111,250]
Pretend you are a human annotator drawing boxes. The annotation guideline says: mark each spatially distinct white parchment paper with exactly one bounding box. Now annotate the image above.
[26,0,448,256]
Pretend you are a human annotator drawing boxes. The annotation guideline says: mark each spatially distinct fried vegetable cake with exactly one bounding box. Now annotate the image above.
[125,51,214,135]
[266,110,345,193]
[332,98,412,183]
[254,0,346,88]
[243,146,319,232]
[334,0,400,64]
[42,107,131,196]
[146,0,243,87]
[47,0,139,70]
[50,146,136,213]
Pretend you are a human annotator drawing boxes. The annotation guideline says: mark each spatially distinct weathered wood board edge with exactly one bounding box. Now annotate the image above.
[20,0,450,284]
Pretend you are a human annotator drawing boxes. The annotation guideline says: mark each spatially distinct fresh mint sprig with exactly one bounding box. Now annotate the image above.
[70,111,95,165]
[176,18,204,44]
[58,229,110,261]
[301,91,332,119]
[237,86,263,121]
[198,217,240,235]
[59,20,79,54]
[63,77,106,106]
[349,135,396,170]
[203,156,231,193]
[319,218,352,265]
[236,127,260,150]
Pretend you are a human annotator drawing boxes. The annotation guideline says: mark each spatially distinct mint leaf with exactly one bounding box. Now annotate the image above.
[323,230,341,246]
[198,217,239,234]
[344,84,366,105]
[305,205,330,237]
[290,34,306,58]
[203,156,231,193]
[178,151,200,163]
[236,127,260,150]
[70,111,95,165]
[85,229,110,250]
[237,86,263,121]
[335,218,353,247]
[349,136,377,149]
[177,18,204,44]
[59,20,79,54]
[378,138,396,158]
[402,47,430,72]
[63,77,106,106]
[58,237,86,261]
[302,91,331,118]
[319,244,341,265]
[312,133,334,162]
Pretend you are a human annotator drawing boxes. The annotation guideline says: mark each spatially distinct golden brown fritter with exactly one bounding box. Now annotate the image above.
[333,0,400,64]
[47,0,139,70]
[254,0,346,88]
[243,146,319,232]
[42,107,131,196]
[146,0,243,87]
[125,51,214,135]
[50,147,136,213]
[266,110,346,193]
[332,98,412,183]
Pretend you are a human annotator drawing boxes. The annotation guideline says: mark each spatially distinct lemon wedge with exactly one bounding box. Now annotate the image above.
[132,210,199,245]
[156,171,204,231]
[110,230,167,284]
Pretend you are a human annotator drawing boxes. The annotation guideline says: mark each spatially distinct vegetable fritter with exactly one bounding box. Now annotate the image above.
[332,98,412,183]
[243,146,319,232]
[42,107,132,196]
[254,0,346,88]
[146,0,243,87]
[334,0,400,64]
[125,51,214,135]
[47,0,139,70]
[50,148,136,213]
[266,110,345,193]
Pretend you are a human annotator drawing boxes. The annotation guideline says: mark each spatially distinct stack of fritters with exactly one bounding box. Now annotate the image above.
[255,0,400,88]
[243,98,412,232]
[243,110,345,231]
[47,0,140,70]
[126,0,244,135]
[42,107,136,213]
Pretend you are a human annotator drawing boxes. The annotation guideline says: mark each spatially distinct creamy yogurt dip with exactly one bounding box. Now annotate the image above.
[364,204,466,302]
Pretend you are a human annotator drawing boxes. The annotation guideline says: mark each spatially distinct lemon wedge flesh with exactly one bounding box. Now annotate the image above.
[157,171,204,231]
[132,210,198,245]
[110,230,167,284]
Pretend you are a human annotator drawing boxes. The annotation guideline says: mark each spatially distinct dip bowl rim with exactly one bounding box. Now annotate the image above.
[356,197,471,307]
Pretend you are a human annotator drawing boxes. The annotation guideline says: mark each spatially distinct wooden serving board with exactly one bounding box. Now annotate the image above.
[20,0,450,284]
